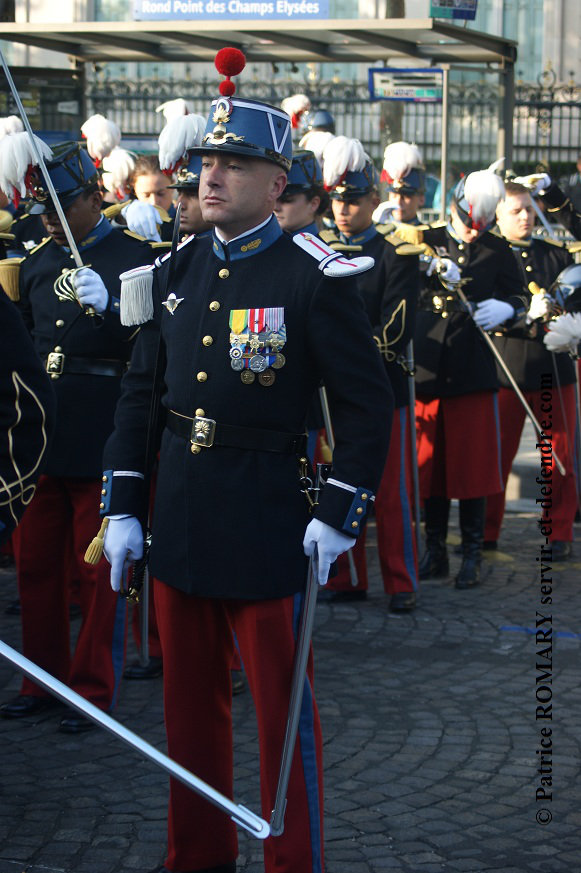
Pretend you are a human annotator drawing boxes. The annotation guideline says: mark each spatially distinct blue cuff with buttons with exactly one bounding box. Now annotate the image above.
[100,470,113,515]
[99,470,145,518]
[342,487,373,535]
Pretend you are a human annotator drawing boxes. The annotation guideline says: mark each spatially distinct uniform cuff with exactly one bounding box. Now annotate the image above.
[315,479,374,537]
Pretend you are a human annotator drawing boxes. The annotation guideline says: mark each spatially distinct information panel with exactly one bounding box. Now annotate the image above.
[368,68,443,103]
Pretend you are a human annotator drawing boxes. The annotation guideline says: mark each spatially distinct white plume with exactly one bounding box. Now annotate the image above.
[158,113,207,171]
[0,131,53,201]
[543,313,581,355]
[81,114,121,163]
[382,141,422,181]
[155,98,191,123]
[0,115,24,140]
[464,170,505,227]
[281,94,311,127]
[487,156,505,175]
[322,136,368,189]
[101,146,137,198]
[298,130,334,166]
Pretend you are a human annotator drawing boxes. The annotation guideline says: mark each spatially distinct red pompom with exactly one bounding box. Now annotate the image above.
[219,80,236,97]
[215,47,246,77]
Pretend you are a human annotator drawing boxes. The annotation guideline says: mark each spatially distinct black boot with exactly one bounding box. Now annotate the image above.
[455,497,486,589]
[419,496,451,580]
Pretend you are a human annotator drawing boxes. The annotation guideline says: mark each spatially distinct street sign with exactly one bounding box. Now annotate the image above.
[368,68,443,103]
[134,0,328,20]
[430,0,478,20]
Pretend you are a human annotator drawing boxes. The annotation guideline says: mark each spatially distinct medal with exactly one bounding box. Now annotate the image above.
[231,358,244,371]
[250,354,267,372]
[271,353,285,370]
[241,370,255,384]
[259,369,276,387]
[229,347,243,359]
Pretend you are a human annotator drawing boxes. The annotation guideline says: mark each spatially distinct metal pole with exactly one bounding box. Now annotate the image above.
[0,48,84,269]
[270,551,319,836]
[318,385,359,587]
[138,566,151,668]
[497,61,515,170]
[439,65,449,222]
[0,640,270,840]
[405,340,422,554]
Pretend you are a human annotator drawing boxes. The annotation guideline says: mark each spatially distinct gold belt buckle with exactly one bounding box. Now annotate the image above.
[190,416,216,449]
[46,351,65,376]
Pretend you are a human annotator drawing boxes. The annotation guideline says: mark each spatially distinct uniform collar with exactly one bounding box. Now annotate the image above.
[293,221,319,236]
[338,223,378,246]
[505,236,532,248]
[64,215,113,254]
[212,214,282,262]
[395,216,421,226]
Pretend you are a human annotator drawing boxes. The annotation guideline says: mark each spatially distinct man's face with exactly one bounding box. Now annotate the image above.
[389,190,423,223]
[274,191,320,233]
[496,192,535,241]
[133,172,175,213]
[200,153,287,240]
[331,192,378,237]
[41,189,103,246]
[449,203,482,244]
[177,189,213,235]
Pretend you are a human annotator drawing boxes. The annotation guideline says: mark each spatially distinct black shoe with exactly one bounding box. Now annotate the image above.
[231,670,246,696]
[123,656,163,680]
[59,708,96,733]
[552,541,572,561]
[482,540,498,551]
[455,557,481,589]
[0,694,56,719]
[318,589,367,603]
[418,549,449,580]
[4,598,21,615]
[389,592,417,613]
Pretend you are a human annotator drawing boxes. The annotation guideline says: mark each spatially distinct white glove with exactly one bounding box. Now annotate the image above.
[426,256,461,284]
[473,299,515,331]
[512,173,551,197]
[303,518,356,586]
[73,268,109,315]
[103,515,144,592]
[121,200,162,242]
[527,293,552,324]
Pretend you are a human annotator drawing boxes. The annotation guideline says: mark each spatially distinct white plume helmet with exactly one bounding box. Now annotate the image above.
[322,136,368,190]
[281,94,311,129]
[155,98,191,123]
[543,313,581,355]
[0,130,53,203]
[101,146,137,200]
[382,141,423,183]
[0,115,24,140]
[158,113,207,172]
[298,130,335,167]
[459,170,506,230]
[487,156,505,175]
[80,114,121,165]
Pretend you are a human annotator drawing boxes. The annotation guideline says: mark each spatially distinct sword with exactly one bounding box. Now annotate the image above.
[530,194,557,240]
[0,639,270,840]
[270,546,320,836]
[405,340,422,555]
[317,384,359,587]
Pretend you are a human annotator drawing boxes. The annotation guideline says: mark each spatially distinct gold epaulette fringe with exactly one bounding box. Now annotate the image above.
[84,517,109,565]
[0,257,24,301]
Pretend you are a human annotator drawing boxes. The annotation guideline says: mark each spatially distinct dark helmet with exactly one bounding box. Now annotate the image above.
[307,109,335,134]
[28,142,100,214]
[550,263,581,314]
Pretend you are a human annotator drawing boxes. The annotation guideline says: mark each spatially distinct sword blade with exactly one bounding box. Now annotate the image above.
[0,639,270,840]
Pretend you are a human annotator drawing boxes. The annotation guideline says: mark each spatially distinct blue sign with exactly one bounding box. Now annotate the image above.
[368,68,443,103]
[430,0,478,20]
[134,0,328,19]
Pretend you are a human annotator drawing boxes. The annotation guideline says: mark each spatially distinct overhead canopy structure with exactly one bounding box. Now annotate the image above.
[0,18,515,66]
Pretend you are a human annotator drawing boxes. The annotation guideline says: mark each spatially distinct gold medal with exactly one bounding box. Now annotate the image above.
[271,352,286,370]
[241,370,255,385]
[258,369,276,387]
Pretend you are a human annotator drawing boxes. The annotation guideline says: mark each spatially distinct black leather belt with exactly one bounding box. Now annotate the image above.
[167,409,307,455]
[45,352,127,378]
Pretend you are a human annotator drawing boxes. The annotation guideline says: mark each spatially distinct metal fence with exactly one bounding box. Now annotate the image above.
[85,67,581,176]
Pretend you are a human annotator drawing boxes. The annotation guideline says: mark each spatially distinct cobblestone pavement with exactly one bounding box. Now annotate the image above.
[1,501,580,873]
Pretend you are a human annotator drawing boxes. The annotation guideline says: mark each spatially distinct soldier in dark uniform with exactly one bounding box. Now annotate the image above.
[100,55,392,873]
[485,181,577,559]
[168,152,213,238]
[316,137,421,612]
[0,142,156,730]
[273,149,329,236]
[513,171,581,240]
[414,170,529,588]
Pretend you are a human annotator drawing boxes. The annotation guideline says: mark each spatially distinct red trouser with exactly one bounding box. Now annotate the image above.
[155,581,324,873]
[326,406,419,594]
[416,391,503,499]
[13,475,127,709]
[485,384,578,542]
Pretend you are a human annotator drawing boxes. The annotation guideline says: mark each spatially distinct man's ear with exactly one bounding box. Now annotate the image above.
[90,189,104,213]
[271,171,288,201]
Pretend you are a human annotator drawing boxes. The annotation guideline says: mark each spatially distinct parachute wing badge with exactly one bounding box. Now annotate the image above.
[293,231,374,277]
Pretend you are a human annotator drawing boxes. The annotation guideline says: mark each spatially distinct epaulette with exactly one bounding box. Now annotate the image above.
[123,228,148,242]
[103,202,125,220]
[0,257,24,301]
[28,236,52,255]
[566,241,581,254]
[119,264,155,326]
[292,231,374,277]
[541,236,566,249]
[384,222,428,246]
[428,220,447,228]
[0,210,13,233]
[0,232,15,241]
[374,222,396,236]
[318,228,363,253]
[151,241,172,250]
